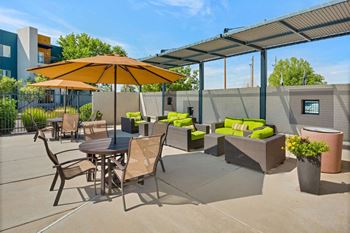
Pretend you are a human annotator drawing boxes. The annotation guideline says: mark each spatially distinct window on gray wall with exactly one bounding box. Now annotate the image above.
[302,100,320,115]
[0,69,11,77]
[0,44,11,58]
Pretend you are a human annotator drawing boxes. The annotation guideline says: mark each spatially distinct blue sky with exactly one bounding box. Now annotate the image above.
[1,0,349,89]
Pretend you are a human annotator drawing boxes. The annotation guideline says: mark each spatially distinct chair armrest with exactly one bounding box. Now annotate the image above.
[109,157,125,170]
[211,122,224,133]
[55,148,80,156]
[156,116,167,121]
[265,124,277,133]
[54,157,92,168]
[195,124,210,133]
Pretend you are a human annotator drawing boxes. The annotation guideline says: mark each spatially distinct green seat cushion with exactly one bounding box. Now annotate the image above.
[249,126,274,139]
[191,130,205,140]
[215,128,234,135]
[177,112,189,119]
[224,117,243,128]
[174,118,193,127]
[243,118,266,130]
[233,130,244,137]
[134,120,146,126]
[160,118,176,124]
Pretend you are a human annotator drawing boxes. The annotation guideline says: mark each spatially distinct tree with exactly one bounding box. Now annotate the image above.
[0,76,22,93]
[57,33,127,91]
[268,57,326,87]
[142,66,199,92]
[121,85,137,92]
[57,33,127,60]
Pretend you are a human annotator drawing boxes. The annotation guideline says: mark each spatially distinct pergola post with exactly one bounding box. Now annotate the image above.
[198,62,204,124]
[161,83,166,115]
[260,49,267,119]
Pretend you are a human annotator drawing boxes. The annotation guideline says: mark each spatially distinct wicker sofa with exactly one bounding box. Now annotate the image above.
[156,111,196,124]
[166,118,210,151]
[212,117,285,173]
[121,112,150,134]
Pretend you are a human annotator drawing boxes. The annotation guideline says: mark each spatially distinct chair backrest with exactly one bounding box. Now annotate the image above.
[28,112,39,142]
[82,120,108,141]
[37,130,59,165]
[151,122,169,147]
[124,134,164,181]
[62,113,79,132]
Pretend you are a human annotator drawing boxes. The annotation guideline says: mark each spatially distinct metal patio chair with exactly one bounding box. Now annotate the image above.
[149,122,169,172]
[37,130,97,206]
[60,113,79,142]
[108,134,164,211]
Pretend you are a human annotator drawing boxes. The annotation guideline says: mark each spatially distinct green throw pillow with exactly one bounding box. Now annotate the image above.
[177,113,189,119]
[174,118,193,127]
[126,112,141,119]
[167,112,178,119]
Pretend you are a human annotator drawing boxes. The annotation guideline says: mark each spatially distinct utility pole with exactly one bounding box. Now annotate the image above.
[249,56,254,87]
[224,57,227,89]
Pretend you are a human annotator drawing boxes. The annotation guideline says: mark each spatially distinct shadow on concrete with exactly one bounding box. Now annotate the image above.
[319,181,350,195]
[268,157,297,174]
[340,160,350,173]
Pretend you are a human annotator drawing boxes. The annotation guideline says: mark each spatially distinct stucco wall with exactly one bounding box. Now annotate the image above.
[92,92,140,124]
[17,27,38,80]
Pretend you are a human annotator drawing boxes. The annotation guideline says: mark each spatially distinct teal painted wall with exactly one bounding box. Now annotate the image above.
[0,29,18,79]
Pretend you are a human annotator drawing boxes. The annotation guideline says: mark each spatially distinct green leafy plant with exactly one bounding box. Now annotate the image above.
[96,110,103,120]
[79,103,92,121]
[285,135,329,158]
[21,107,47,132]
[0,98,17,134]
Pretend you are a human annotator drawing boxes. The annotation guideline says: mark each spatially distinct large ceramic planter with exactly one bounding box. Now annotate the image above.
[297,156,321,195]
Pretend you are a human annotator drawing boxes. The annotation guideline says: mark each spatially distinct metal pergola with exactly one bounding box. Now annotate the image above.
[140,0,350,123]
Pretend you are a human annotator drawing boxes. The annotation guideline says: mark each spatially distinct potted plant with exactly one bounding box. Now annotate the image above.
[285,135,329,194]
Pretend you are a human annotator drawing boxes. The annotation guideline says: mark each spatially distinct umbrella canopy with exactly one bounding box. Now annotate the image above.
[27,55,183,85]
[30,79,98,91]
[27,55,184,144]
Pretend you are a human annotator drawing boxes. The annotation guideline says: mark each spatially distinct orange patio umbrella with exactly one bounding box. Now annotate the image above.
[30,79,97,113]
[28,55,184,143]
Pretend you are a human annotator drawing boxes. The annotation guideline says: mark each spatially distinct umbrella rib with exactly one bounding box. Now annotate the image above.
[119,65,140,86]
[27,61,72,71]
[137,66,172,83]
[52,63,94,80]
[95,65,112,83]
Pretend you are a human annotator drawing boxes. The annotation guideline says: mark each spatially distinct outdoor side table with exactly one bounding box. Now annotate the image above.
[204,133,225,156]
[79,137,130,194]
[301,127,343,173]
[47,117,63,140]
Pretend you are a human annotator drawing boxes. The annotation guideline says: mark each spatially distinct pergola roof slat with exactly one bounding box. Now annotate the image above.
[141,0,350,68]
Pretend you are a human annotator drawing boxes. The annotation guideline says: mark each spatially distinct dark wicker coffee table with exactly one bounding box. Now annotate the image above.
[204,133,225,156]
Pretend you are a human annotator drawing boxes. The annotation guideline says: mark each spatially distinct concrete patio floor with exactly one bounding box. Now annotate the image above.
[0,131,349,233]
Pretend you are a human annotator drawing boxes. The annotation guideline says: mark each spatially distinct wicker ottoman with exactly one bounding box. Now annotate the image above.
[204,133,225,156]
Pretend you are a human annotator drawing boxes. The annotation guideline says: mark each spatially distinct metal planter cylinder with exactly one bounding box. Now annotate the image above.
[297,156,321,195]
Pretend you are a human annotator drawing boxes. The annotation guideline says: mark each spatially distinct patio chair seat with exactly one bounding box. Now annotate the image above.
[134,120,146,126]
[215,128,234,135]
[191,130,205,140]
[63,160,96,179]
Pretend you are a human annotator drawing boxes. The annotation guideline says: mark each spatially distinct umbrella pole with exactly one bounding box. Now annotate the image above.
[64,88,67,113]
[113,65,117,144]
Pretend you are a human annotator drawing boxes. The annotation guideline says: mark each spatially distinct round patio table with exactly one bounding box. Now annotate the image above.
[79,137,130,194]
[47,117,63,140]
[301,127,343,173]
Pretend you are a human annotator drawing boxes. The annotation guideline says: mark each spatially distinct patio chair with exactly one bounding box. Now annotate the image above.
[149,122,170,173]
[60,113,79,142]
[108,134,164,211]
[82,120,108,141]
[28,112,54,142]
[37,130,97,206]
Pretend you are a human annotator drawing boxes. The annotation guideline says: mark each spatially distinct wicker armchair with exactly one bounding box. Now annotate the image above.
[37,130,97,206]
[108,134,164,211]
[121,115,150,134]
[166,123,210,151]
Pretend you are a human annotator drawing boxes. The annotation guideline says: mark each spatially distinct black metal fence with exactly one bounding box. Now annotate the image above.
[0,92,92,135]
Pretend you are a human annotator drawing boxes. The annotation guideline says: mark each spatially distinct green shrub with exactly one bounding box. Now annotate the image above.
[0,98,17,135]
[22,107,47,132]
[79,103,92,121]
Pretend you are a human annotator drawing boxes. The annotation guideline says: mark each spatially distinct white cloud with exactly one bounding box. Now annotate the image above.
[314,61,350,84]
[148,0,211,16]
